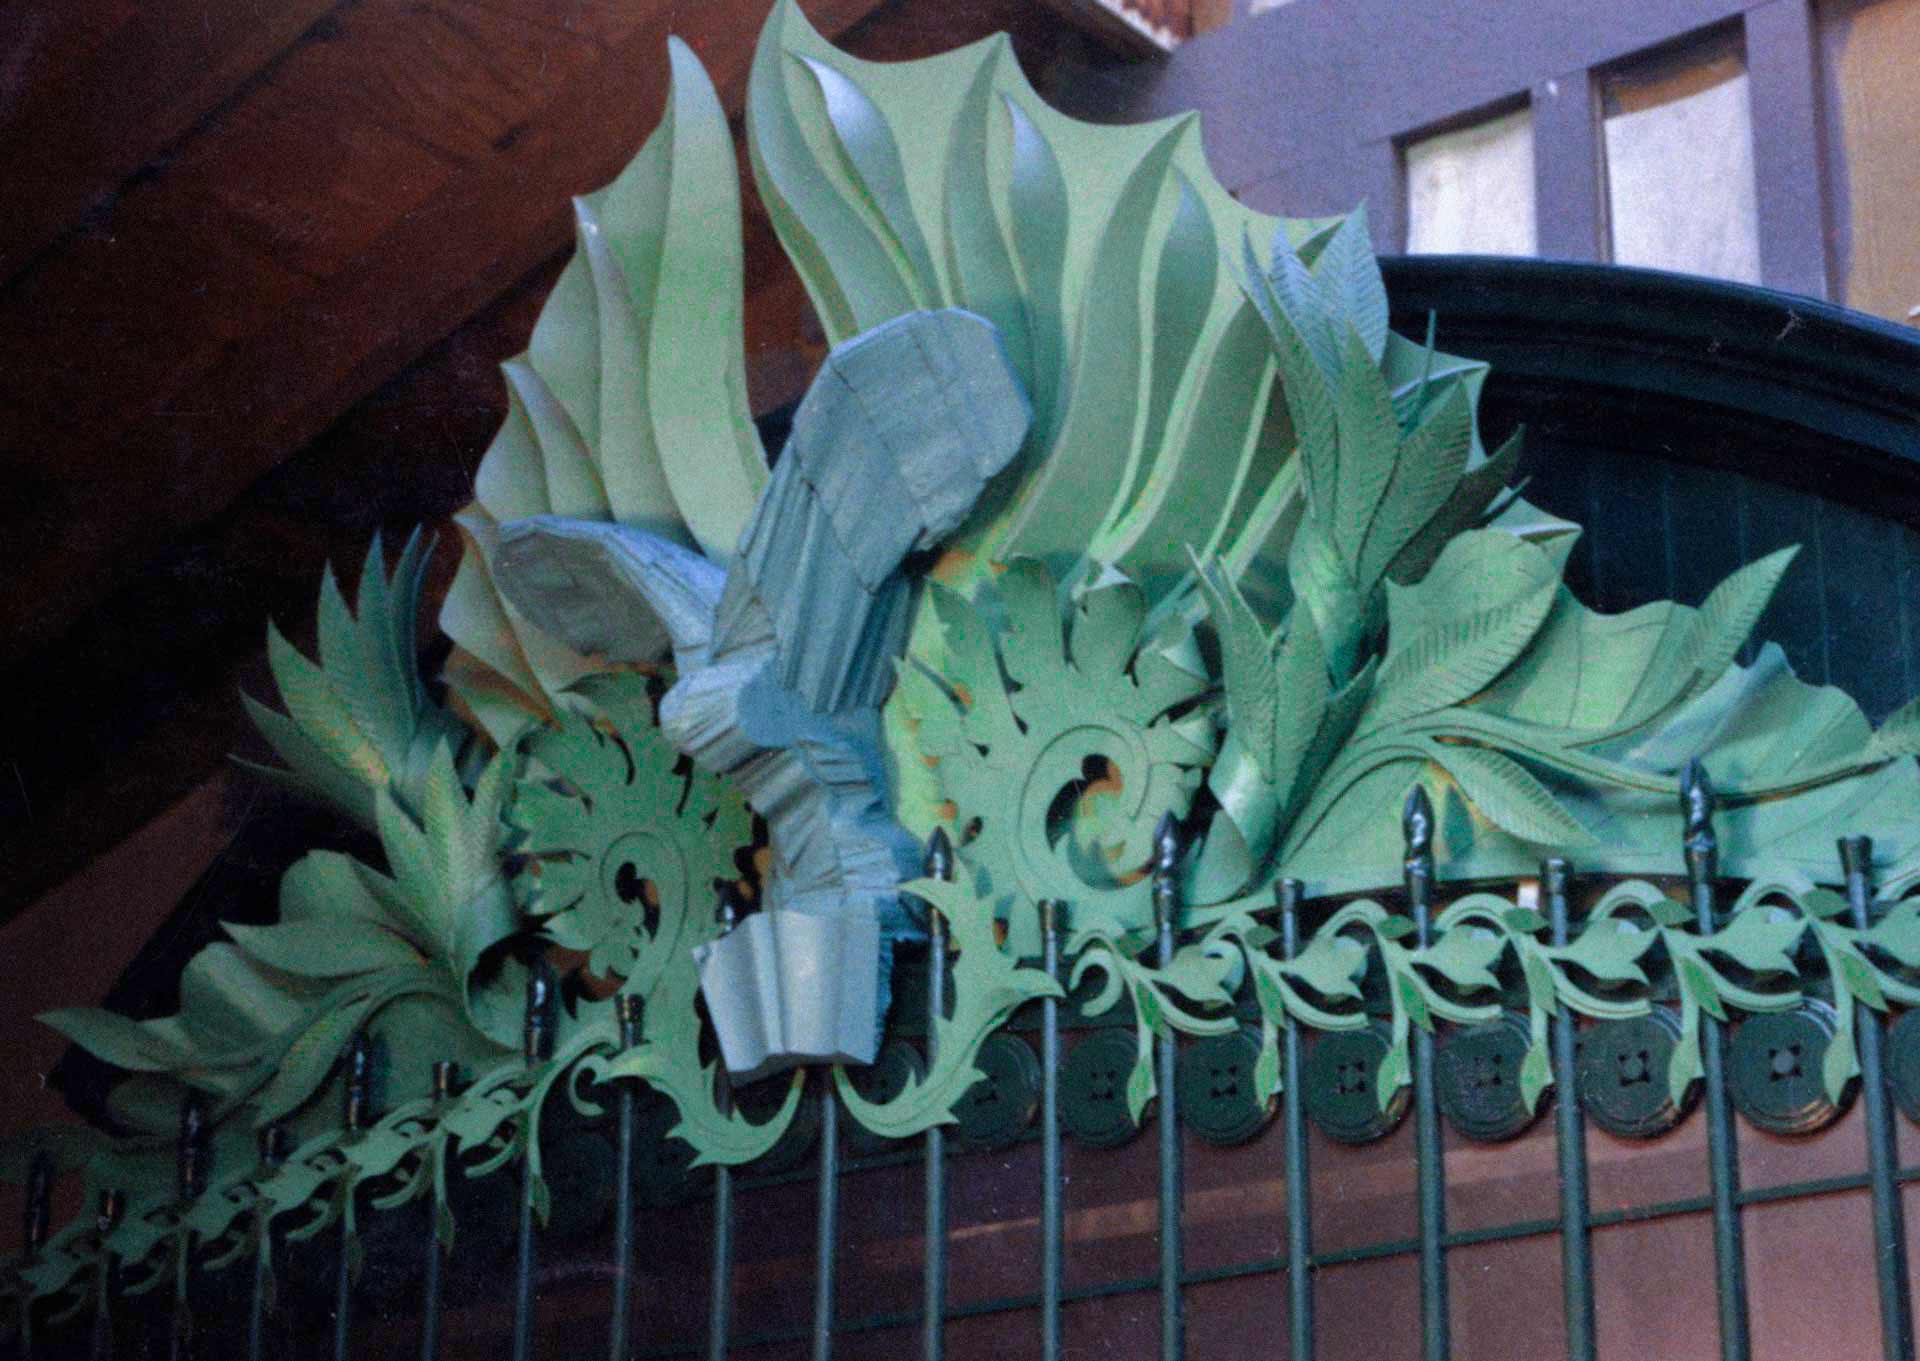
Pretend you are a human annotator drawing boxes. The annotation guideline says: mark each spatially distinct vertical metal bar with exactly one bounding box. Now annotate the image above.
[1277,880,1314,1361]
[17,1151,50,1361]
[248,1125,288,1361]
[420,1061,457,1361]
[1683,761,1750,1361]
[1841,835,1916,1361]
[513,959,558,1361]
[1152,815,1184,1361]
[172,1093,207,1361]
[335,1033,373,1361]
[922,831,953,1361]
[1039,898,1065,1361]
[811,1074,840,1361]
[708,895,740,1361]
[1404,787,1449,1361]
[609,997,644,1361]
[1544,859,1596,1361]
[88,1191,122,1361]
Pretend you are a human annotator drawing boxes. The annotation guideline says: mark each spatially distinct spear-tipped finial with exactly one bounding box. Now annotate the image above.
[1541,857,1570,899]
[615,993,644,1049]
[342,1030,375,1133]
[523,955,558,1065]
[177,1093,208,1200]
[24,1149,52,1256]
[1402,784,1434,858]
[1151,813,1183,933]
[97,1188,124,1238]
[924,826,955,882]
[1681,758,1716,836]
[258,1123,289,1170]
[715,881,741,936]
[1681,758,1717,883]
[1839,834,1873,879]
[1153,813,1182,878]
[431,1059,459,1102]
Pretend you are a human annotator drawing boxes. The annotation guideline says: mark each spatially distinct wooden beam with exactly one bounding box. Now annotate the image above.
[0,0,345,283]
[0,0,1056,924]
[0,0,888,671]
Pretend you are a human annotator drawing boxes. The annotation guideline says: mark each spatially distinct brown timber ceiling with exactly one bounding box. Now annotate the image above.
[0,0,1115,922]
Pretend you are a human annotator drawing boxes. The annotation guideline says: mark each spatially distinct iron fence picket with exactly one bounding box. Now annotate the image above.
[18,1151,49,1361]
[420,1061,457,1361]
[1545,859,1596,1361]
[513,960,559,1361]
[335,1036,373,1361]
[1040,899,1065,1361]
[1152,818,1186,1361]
[1277,879,1314,1361]
[88,1192,122,1361]
[707,892,741,1361]
[922,831,953,1361]
[1682,762,1751,1361]
[810,1078,840,1361]
[1404,788,1450,1361]
[610,998,644,1361]
[173,1093,207,1361]
[1841,835,1916,1361]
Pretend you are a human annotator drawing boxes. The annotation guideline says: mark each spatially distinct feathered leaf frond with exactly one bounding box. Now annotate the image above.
[240,530,470,830]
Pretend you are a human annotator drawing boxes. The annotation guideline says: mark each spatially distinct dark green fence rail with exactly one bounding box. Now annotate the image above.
[15,771,1920,1361]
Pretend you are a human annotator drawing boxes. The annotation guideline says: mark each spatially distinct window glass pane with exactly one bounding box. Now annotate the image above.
[1601,26,1761,283]
[1818,0,1920,326]
[1405,107,1538,256]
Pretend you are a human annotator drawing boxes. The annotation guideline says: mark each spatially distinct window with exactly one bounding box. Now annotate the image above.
[1404,105,1537,256]
[1601,24,1761,283]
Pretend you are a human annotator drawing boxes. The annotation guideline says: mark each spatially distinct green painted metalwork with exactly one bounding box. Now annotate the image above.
[10,11,1920,1355]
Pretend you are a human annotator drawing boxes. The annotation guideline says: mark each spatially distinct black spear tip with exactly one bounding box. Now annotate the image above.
[1680,758,1717,829]
[97,1189,124,1234]
[258,1123,289,1169]
[1402,783,1434,855]
[1540,857,1571,896]
[924,825,955,882]
[341,1030,376,1131]
[1838,835,1873,877]
[25,1150,52,1254]
[1153,812,1182,876]
[1274,878,1304,911]
[431,1060,457,1101]
[523,955,559,1063]
[615,993,644,1047]
[177,1093,208,1197]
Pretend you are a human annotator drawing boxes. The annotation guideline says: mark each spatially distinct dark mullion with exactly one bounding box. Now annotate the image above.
[1532,69,1605,262]
[1744,0,1831,299]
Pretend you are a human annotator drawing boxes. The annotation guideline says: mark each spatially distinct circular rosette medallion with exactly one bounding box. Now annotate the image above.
[902,559,1214,956]
[511,672,753,990]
